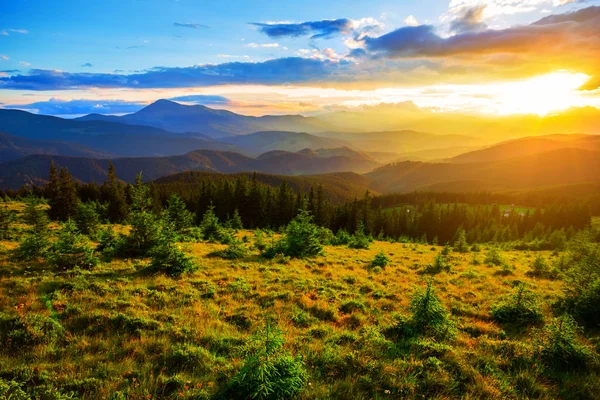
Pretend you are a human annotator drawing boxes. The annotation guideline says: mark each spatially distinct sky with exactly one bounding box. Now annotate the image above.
[1,0,600,116]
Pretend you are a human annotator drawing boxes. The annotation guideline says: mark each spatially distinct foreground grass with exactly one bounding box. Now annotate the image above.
[1,229,598,399]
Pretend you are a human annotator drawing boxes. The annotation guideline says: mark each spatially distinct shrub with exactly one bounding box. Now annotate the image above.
[22,201,49,232]
[226,209,244,231]
[317,227,335,245]
[408,280,457,340]
[74,202,101,238]
[150,225,197,277]
[340,300,366,314]
[453,228,470,253]
[199,205,223,242]
[0,378,29,400]
[0,206,15,240]
[484,247,504,266]
[491,284,544,326]
[13,230,50,261]
[164,194,195,234]
[332,229,351,246]
[96,226,120,256]
[224,320,307,400]
[253,229,267,251]
[263,210,322,259]
[348,222,370,250]
[535,315,595,371]
[568,277,600,328]
[371,250,390,268]
[49,220,99,270]
[211,240,248,260]
[526,255,557,279]
[0,312,64,350]
[423,253,451,274]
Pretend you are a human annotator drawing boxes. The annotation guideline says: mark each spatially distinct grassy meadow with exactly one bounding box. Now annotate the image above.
[0,201,599,400]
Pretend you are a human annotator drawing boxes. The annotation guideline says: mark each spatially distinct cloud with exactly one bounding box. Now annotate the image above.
[174,22,209,29]
[19,61,30,67]
[251,19,354,39]
[0,57,343,90]
[450,5,488,33]
[247,43,284,48]
[81,63,93,68]
[0,55,8,61]
[167,95,231,105]
[2,98,147,115]
[404,16,419,27]
[0,28,28,36]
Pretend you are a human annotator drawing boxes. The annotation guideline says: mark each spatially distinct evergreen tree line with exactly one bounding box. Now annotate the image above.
[0,162,593,247]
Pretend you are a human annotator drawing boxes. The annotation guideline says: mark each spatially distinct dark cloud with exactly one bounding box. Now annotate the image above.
[81,63,93,68]
[174,22,209,29]
[2,98,146,115]
[362,6,600,58]
[168,95,230,105]
[0,58,341,90]
[450,5,488,34]
[251,19,353,39]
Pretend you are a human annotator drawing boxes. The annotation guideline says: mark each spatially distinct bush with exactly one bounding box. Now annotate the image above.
[0,378,29,400]
[13,230,50,261]
[0,312,64,350]
[22,201,49,232]
[199,205,223,242]
[224,320,307,400]
[150,225,197,277]
[348,222,370,250]
[453,228,470,253]
[526,255,557,279]
[422,253,451,274]
[74,202,101,238]
[491,284,544,326]
[331,229,351,246]
[371,250,390,268]
[408,280,457,340]
[164,194,195,234]
[568,277,600,328]
[484,247,504,266]
[49,220,99,270]
[0,206,15,240]
[253,229,267,251]
[317,227,335,245]
[535,315,595,371]
[96,226,120,256]
[211,240,248,260]
[263,210,322,259]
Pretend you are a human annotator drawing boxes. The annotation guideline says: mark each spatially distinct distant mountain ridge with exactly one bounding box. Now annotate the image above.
[0,147,380,190]
[76,99,338,138]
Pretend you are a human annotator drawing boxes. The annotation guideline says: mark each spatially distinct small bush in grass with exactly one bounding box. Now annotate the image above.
[74,202,101,238]
[535,315,595,372]
[332,229,351,246]
[164,194,195,234]
[0,312,64,351]
[348,222,370,249]
[263,210,322,259]
[491,284,544,326]
[150,224,197,277]
[13,230,50,261]
[453,228,470,253]
[0,378,28,400]
[527,255,557,279]
[318,226,335,245]
[253,229,267,251]
[484,247,504,266]
[340,300,366,314]
[422,253,451,274]
[49,220,99,270]
[224,319,307,400]
[408,280,457,340]
[0,206,15,240]
[211,240,248,260]
[371,250,390,268]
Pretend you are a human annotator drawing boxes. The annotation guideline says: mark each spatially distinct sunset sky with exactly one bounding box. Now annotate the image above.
[1,0,600,116]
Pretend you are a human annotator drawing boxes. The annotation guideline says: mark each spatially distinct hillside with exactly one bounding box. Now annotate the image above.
[451,134,600,163]
[77,99,337,138]
[220,131,350,156]
[0,148,380,190]
[367,148,600,193]
[154,171,374,203]
[0,131,108,162]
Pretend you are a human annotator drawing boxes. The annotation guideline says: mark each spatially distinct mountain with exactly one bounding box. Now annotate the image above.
[450,134,600,163]
[366,148,600,193]
[154,171,375,204]
[77,99,338,138]
[316,130,488,155]
[0,131,108,162]
[0,147,381,190]
[0,109,238,158]
[220,131,350,156]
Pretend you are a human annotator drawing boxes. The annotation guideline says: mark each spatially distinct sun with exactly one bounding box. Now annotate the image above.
[492,71,591,116]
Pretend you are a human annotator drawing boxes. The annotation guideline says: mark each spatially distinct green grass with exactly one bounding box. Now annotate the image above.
[0,205,599,399]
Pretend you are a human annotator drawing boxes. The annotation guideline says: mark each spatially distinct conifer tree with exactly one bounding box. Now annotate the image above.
[104,161,127,223]
[55,167,79,221]
[165,194,195,234]
[46,161,60,220]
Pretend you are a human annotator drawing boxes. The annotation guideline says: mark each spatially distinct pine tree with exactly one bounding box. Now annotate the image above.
[165,194,195,234]
[46,161,60,220]
[0,205,14,240]
[74,202,101,237]
[56,167,79,221]
[104,161,127,223]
